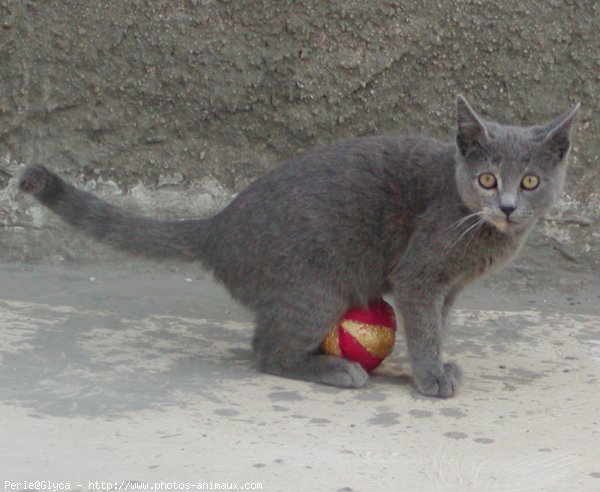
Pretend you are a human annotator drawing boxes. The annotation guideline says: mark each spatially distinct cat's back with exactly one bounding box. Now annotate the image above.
[209,135,458,245]
[207,134,454,252]
[225,135,455,213]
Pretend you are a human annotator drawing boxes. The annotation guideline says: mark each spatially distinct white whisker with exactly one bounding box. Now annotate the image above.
[444,212,489,254]
[444,210,486,232]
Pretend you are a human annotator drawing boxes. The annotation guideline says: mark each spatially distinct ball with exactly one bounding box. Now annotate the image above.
[321,298,397,372]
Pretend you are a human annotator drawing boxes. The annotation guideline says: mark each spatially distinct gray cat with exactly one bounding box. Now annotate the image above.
[19,96,579,398]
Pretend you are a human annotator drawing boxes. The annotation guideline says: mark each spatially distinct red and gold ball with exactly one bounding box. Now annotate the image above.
[321,298,397,372]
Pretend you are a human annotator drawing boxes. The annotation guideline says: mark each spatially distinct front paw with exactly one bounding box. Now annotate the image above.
[414,362,463,398]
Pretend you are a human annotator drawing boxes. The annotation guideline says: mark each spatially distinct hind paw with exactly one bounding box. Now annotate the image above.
[258,354,369,389]
[319,359,369,388]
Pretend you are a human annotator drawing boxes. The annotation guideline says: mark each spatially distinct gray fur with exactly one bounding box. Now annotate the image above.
[19,97,579,397]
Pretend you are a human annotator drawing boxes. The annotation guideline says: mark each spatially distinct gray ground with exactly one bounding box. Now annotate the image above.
[1,259,599,491]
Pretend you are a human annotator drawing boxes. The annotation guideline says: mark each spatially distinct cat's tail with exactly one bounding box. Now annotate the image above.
[20,165,209,261]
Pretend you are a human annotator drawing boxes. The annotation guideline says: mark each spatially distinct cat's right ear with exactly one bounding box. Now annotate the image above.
[455,95,490,158]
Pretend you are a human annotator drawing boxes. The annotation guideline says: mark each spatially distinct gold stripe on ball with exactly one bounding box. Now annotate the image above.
[321,326,342,356]
[340,320,395,359]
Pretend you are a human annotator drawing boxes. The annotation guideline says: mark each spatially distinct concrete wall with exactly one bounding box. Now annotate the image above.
[1,1,598,271]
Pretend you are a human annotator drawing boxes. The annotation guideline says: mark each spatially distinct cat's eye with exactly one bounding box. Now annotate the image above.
[478,173,497,190]
[521,174,540,190]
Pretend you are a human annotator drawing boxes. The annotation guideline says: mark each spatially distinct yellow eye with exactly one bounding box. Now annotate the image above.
[478,172,497,190]
[521,174,540,190]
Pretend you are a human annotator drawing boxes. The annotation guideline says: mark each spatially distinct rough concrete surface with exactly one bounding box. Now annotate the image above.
[0,1,599,268]
[0,261,599,491]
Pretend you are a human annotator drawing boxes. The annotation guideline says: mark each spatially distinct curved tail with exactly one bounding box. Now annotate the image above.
[20,165,209,261]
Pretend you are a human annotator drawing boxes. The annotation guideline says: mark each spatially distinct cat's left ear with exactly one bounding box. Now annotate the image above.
[455,95,490,158]
[536,103,581,160]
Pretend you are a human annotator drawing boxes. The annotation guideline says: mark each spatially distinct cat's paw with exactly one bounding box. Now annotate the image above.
[415,362,462,398]
[20,165,51,195]
[319,359,369,388]
[257,353,369,389]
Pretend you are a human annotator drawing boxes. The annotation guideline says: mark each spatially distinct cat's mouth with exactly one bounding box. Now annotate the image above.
[488,218,508,231]
[487,216,521,232]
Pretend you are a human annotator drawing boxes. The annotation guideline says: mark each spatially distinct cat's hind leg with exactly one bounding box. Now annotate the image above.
[251,299,369,388]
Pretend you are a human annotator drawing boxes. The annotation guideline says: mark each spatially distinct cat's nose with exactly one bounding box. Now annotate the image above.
[500,205,516,217]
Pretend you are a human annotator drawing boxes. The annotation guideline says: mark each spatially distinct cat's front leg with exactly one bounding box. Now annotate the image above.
[393,286,462,398]
[442,284,464,330]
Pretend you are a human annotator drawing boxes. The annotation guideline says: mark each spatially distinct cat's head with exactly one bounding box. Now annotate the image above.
[454,96,580,234]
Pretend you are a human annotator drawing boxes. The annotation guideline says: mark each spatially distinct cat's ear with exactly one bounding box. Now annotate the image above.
[535,103,580,160]
[455,95,490,157]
